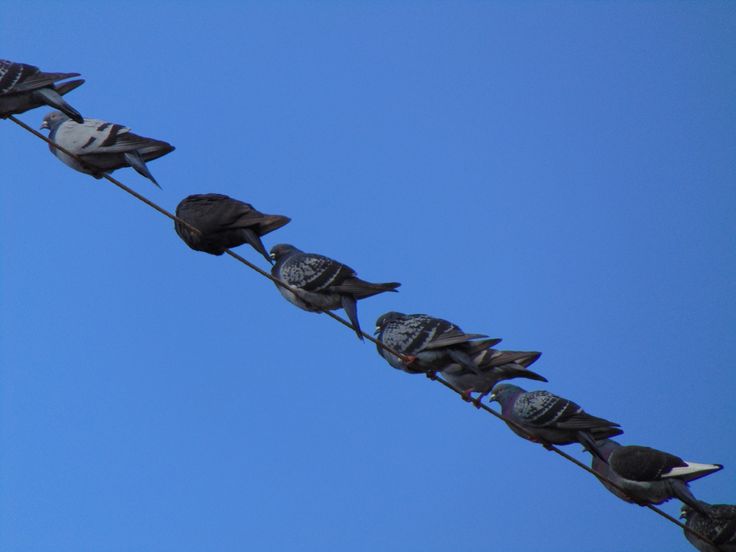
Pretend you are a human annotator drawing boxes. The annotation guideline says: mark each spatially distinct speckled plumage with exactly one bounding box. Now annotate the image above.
[681,504,736,552]
[0,59,84,121]
[490,384,623,455]
[374,311,501,375]
[270,244,400,339]
[175,194,290,262]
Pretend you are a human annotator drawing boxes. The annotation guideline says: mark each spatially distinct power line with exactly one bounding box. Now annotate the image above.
[6,113,716,548]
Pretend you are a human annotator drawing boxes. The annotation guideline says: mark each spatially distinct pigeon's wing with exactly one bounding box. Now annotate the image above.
[15,70,80,92]
[554,411,621,431]
[61,119,171,158]
[421,318,488,349]
[0,60,78,94]
[216,200,290,235]
[210,198,260,229]
[0,61,34,94]
[280,253,356,291]
[330,278,400,299]
[56,119,131,153]
[377,315,435,355]
[610,446,686,481]
[514,390,581,427]
[483,350,542,368]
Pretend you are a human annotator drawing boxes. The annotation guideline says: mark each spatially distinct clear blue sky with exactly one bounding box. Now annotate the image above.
[1,2,734,551]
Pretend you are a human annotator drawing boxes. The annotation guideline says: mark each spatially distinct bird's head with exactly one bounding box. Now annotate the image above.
[374,311,405,335]
[489,383,525,406]
[40,110,69,131]
[269,243,300,262]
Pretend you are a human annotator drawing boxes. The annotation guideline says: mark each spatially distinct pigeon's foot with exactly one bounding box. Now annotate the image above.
[461,389,483,408]
[425,370,438,381]
[402,354,417,367]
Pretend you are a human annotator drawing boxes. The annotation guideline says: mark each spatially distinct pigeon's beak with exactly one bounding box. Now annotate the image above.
[373,326,380,335]
[269,252,276,260]
[40,120,49,130]
[488,392,498,403]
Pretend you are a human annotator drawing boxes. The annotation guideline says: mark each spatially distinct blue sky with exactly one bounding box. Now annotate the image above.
[1,2,735,551]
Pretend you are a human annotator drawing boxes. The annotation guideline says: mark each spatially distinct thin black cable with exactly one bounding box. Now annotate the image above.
[8,115,410,360]
[7,114,716,547]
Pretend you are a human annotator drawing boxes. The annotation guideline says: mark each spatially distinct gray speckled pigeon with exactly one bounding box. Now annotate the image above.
[374,311,502,376]
[175,194,290,263]
[270,244,400,339]
[40,111,174,187]
[681,504,736,552]
[442,348,547,401]
[489,384,623,458]
[590,439,721,514]
[0,59,84,122]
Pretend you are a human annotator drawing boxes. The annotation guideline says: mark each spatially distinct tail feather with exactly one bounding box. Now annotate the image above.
[578,431,610,462]
[488,350,542,368]
[124,151,161,188]
[664,462,723,482]
[239,228,272,264]
[255,214,291,236]
[54,78,85,97]
[341,295,364,340]
[671,480,710,515]
[33,87,83,123]
[511,367,547,383]
[333,278,400,299]
[14,70,80,92]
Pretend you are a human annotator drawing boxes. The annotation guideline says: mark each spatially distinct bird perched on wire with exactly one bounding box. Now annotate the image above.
[40,111,174,187]
[174,194,290,263]
[681,503,736,552]
[0,59,84,122]
[374,311,502,377]
[489,384,623,459]
[441,348,547,403]
[589,439,721,515]
[270,244,400,340]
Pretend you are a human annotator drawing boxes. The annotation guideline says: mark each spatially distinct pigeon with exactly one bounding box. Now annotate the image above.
[40,111,174,187]
[489,384,623,459]
[175,194,290,263]
[374,312,503,376]
[590,439,721,515]
[681,503,736,552]
[0,59,84,122]
[270,244,400,340]
[441,348,548,401]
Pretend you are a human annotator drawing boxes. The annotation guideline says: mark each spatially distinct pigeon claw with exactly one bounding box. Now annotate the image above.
[425,370,438,381]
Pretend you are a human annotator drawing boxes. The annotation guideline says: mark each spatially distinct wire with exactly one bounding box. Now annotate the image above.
[6,113,717,548]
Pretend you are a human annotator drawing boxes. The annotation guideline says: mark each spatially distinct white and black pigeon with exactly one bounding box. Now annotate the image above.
[374,311,502,376]
[489,384,623,459]
[0,59,84,122]
[175,194,290,263]
[40,111,174,187]
[590,439,721,515]
[270,244,400,340]
[441,348,547,402]
[681,503,736,552]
